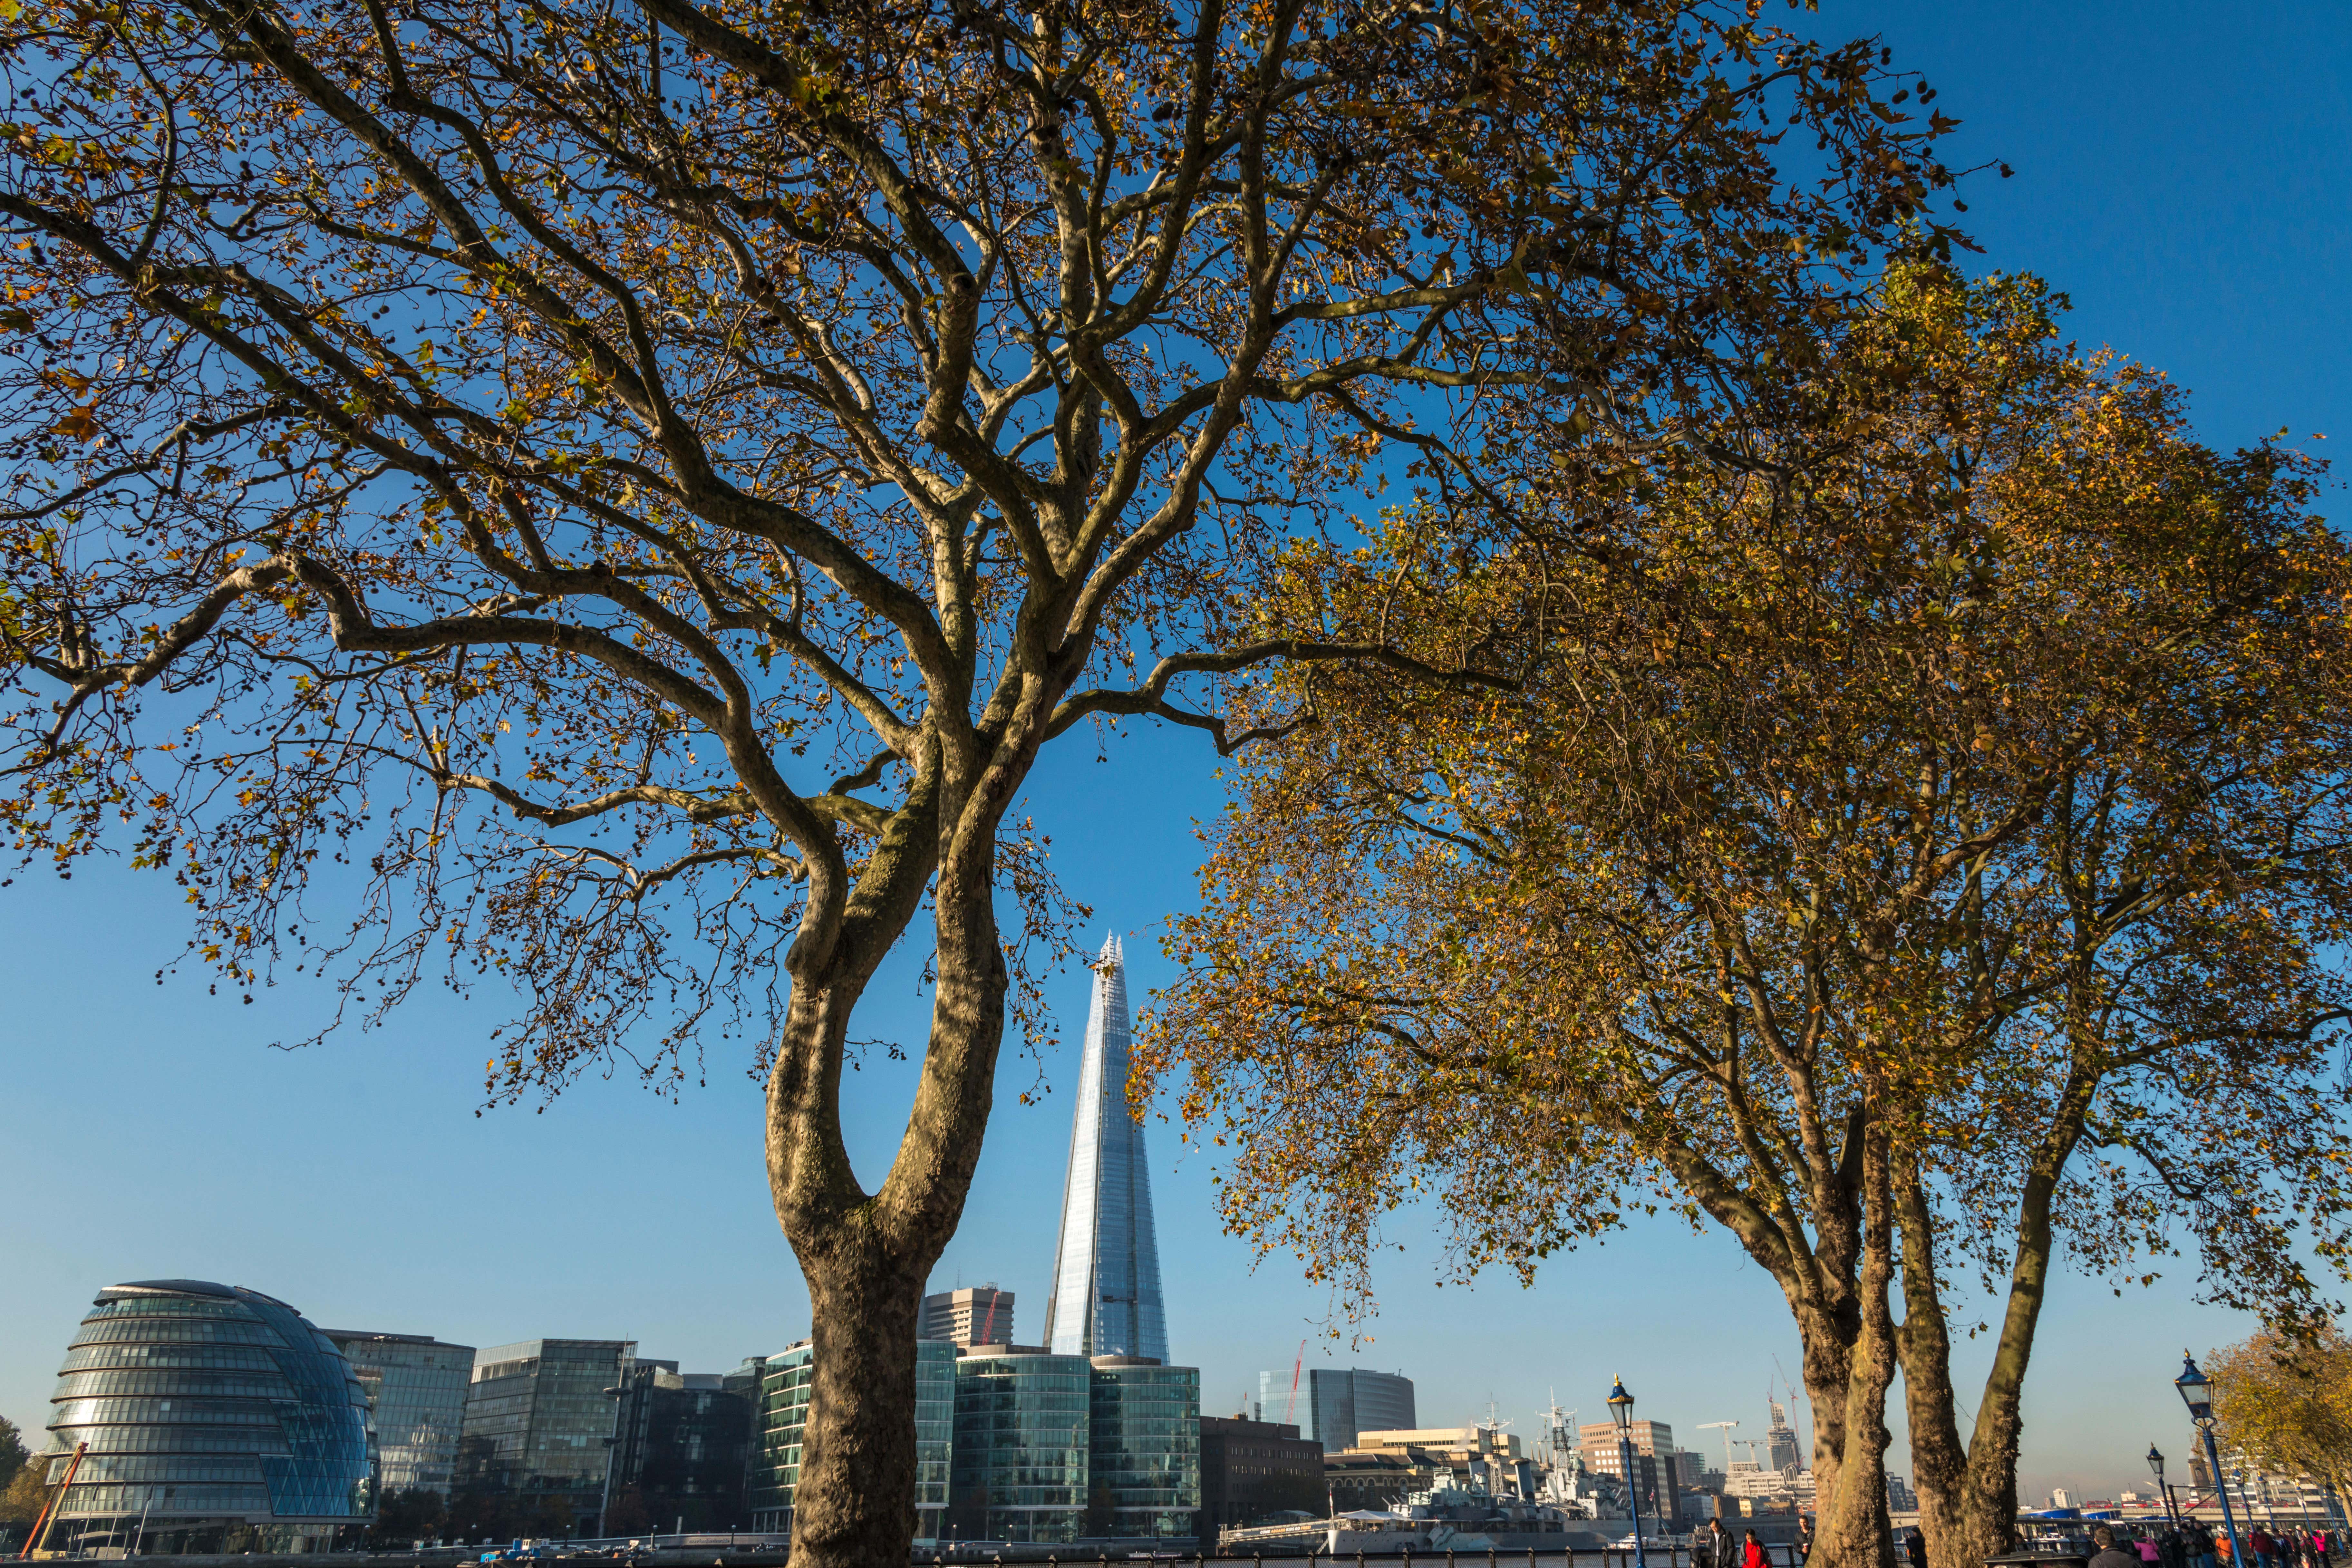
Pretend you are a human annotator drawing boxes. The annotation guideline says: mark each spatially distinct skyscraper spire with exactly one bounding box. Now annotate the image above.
[1042,931,1168,1362]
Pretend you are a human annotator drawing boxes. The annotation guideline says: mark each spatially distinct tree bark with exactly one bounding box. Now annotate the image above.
[1813,1119,1899,1568]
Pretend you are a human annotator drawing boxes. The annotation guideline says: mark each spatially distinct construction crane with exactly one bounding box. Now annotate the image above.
[1698,1420,1740,1473]
[1282,1339,1307,1425]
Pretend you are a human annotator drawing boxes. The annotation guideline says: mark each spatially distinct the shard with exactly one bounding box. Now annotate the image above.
[1042,933,1169,1362]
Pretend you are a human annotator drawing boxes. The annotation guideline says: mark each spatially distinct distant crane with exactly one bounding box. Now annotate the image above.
[1699,1420,1740,1474]
[1282,1339,1307,1425]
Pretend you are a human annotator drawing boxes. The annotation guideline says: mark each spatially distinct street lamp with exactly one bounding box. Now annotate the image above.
[2150,1446,2179,1530]
[1610,1376,1649,1568]
[2178,1352,2247,1568]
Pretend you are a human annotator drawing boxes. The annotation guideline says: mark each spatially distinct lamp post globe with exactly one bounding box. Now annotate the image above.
[1609,1377,1648,1568]
[2177,1354,2214,1425]
[2177,1350,2245,1568]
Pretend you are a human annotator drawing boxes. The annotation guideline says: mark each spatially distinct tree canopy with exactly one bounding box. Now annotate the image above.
[1143,269,2352,1568]
[0,0,1945,1559]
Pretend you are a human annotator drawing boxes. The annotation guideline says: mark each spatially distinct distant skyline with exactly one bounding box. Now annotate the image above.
[4,0,2347,1510]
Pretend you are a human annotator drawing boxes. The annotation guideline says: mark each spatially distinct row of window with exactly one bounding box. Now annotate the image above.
[85,1298,262,1322]
[48,1428,293,1457]
[61,1455,266,1485]
[63,1344,285,1375]
[71,1318,286,1350]
[54,1370,295,1401]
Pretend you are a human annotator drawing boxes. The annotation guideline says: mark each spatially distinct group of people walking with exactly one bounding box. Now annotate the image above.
[2084,1520,2334,1568]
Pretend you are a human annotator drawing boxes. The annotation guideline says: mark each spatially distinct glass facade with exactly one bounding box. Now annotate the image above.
[455,1339,634,1535]
[1087,1360,1200,1539]
[1257,1366,1415,1451]
[749,1340,955,1539]
[607,1363,756,1530]
[1044,936,1169,1362]
[324,1331,474,1496]
[36,1280,373,1555]
[950,1352,1092,1543]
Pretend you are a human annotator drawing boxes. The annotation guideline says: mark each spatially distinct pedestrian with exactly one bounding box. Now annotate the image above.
[2254,1526,2277,1568]
[2097,1527,2146,1568]
[1904,1528,1928,1568]
[1796,1517,1814,1566]
[1744,1530,1768,1568]
[2142,1532,2164,1566]
[1705,1517,1729,1568]
[2314,1530,2332,1568]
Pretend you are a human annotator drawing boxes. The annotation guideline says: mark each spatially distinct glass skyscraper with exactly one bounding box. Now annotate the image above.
[455,1339,634,1534]
[323,1331,474,1496]
[1044,934,1168,1361]
[36,1279,373,1555]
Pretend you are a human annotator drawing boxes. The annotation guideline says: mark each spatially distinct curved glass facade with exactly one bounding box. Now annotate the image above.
[37,1280,374,1554]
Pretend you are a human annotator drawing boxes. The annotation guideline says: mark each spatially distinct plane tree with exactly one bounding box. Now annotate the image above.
[1141,271,2352,1568]
[0,0,1941,1561]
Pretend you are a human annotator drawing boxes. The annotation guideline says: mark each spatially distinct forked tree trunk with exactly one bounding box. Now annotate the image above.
[765,760,1019,1568]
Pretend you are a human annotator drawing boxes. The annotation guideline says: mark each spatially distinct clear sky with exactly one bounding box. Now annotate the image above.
[3,0,2346,1510]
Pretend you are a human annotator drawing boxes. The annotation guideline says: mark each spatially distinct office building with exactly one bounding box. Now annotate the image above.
[1764,1399,1802,1475]
[607,1362,757,1531]
[951,1350,1093,1542]
[1044,936,1168,1361]
[749,1339,956,1539]
[456,1339,635,1535]
[1087,1358,1200,1539]
[1579,1422,1682,1524]
[323,1331,475,1497]
[1258,1369,1416,1452]
[1886,1474,1917,1513]
[35,1279,373,1555]
[923,1288,1017,1350]
[1197,1416,1324,1546]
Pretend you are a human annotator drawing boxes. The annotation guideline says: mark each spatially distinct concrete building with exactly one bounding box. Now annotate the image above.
[1326,1449,1431,1513]
[607,1362,758,1531]
[1044,936,1168,1361]
[324,1330,475,1498]
[1256,1368,1417,1452]
[456,1339,636,1535]
[1197,1417,1324,1547]
[923,1288,1017,1350]
[1578,1422,1683,1526]
[1886,1474,1917,1513]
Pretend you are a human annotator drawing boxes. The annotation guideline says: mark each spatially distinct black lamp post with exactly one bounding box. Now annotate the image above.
[1610,1376,1649,1568]
[2179,1352,2247,1568]
[2151,1446,2180,1529]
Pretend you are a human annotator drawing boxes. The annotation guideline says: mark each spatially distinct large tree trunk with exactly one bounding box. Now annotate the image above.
[1812,1121,1899,1568]
[1894,1156,1974,1568]
[766,743,1024,1568]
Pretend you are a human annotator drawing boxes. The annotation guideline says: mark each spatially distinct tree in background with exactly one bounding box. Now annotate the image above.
[0,0,1938,1562]
[0,1417,26,1495]
[367,1486,453,1546]
[2208,1326,2352,1510]
[1142,270,2352,1568]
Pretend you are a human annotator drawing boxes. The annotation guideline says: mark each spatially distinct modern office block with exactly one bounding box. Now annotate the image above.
[1044,936,1168,1361]
[607,1363,756,1531]
[951,1350,1092,1543]
[323,1331,474,1497]
[456,1339,635,1535]
[1086,1359,1200,1539]
[748,1339,955,1539]
[921,1288,1016,1350]
[36,1279,373,1555]
[1255,1368,1414,1452]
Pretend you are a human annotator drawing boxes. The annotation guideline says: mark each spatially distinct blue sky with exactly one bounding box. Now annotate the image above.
[3,0,2347,1506]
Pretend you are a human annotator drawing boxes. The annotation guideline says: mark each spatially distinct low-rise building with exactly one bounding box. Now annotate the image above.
[1198,1416,1324,1547]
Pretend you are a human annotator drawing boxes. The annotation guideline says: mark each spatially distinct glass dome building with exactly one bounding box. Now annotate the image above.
[37,1280,374,1554]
